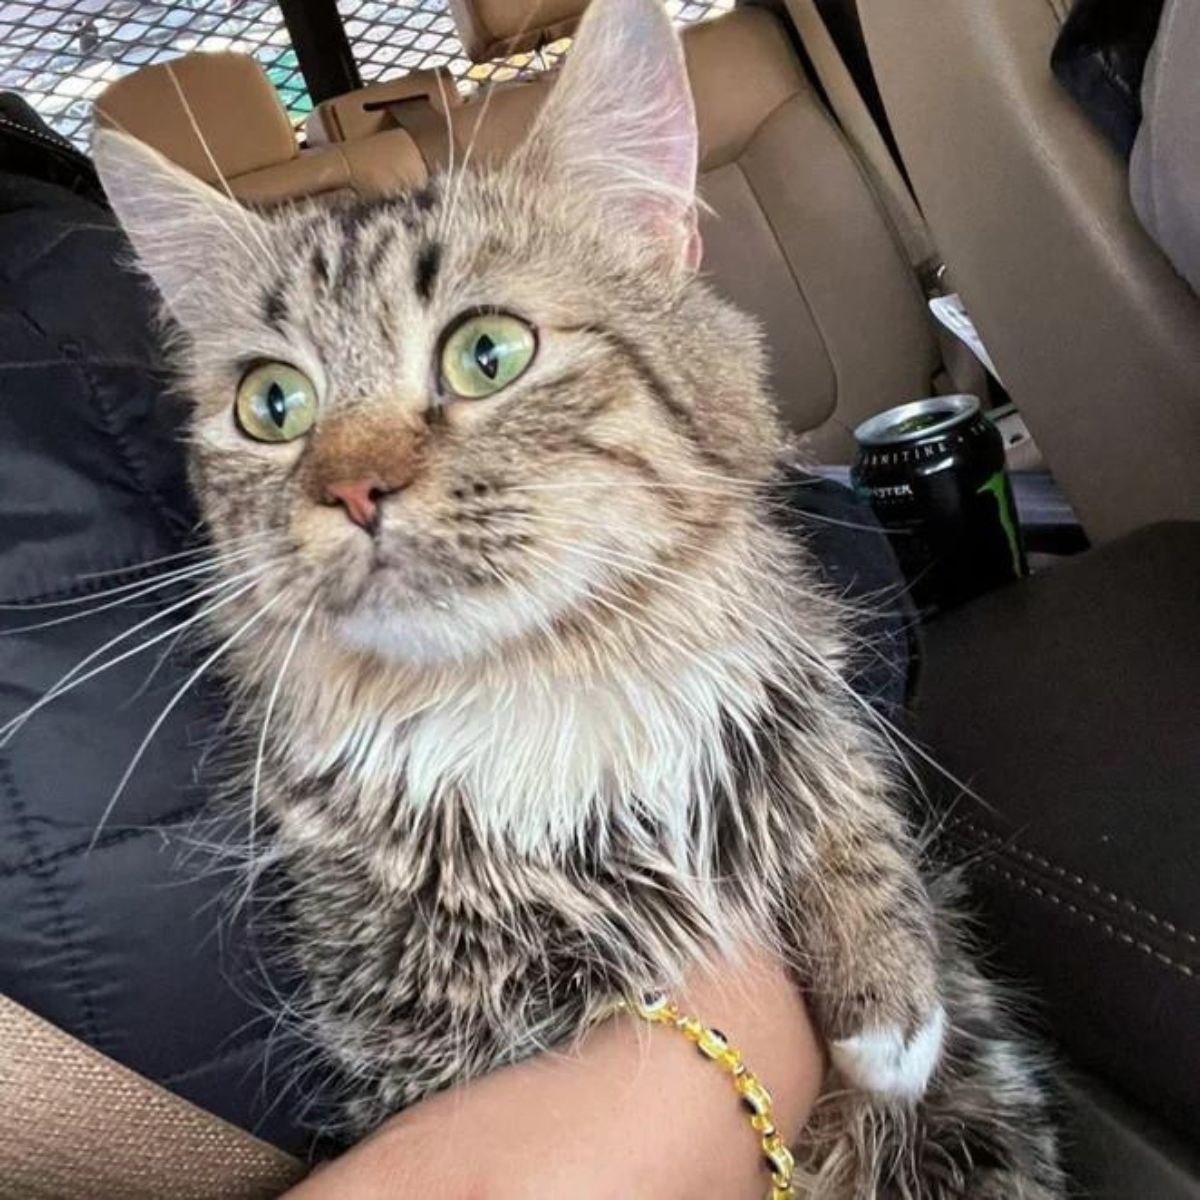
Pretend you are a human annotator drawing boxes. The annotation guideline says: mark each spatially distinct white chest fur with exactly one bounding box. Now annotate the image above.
[285,633,779,859]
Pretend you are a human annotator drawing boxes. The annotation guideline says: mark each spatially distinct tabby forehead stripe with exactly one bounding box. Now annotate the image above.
[261,279,289,333]
[310,246,330,289]
[377,295,399,353]
[414,242,443,303]
[412,182,438,213]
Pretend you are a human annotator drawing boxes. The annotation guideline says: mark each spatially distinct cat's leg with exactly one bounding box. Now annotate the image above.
[794,873,1065,1198]
[792,796,946,1101]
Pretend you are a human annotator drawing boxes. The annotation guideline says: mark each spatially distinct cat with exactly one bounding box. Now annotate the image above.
[92,0,1064,1192]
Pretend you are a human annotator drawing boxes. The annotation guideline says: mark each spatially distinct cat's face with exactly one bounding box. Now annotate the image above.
[95,0,781,667]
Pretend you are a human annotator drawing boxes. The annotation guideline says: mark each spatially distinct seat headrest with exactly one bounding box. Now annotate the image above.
[95,51,298,183]
[447,0,586,62]
[231,130,430,206]
[95,52,428,207]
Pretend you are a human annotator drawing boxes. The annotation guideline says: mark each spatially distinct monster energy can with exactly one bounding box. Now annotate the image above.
[851,395,1027,612]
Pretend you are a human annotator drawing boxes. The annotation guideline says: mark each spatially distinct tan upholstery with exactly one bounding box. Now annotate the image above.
[97,52,296,184]
[448,0,581,62]
[0,992,304,1199]
[859,0,1200,541]
[312,7,940,458]
[699,88,936,449]
[306,70,543,177]
[306,70,462,146]
[95,53,427,205]
[229,130,428,205]
[686,12,938,452]
[685,8,811,172]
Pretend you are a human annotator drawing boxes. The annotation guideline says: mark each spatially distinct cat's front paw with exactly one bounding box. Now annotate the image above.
[830,1004,946,1101]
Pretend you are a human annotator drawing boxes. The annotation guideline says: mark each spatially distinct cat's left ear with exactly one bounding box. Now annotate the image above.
[516,0,701,272]
[92,126,268,326]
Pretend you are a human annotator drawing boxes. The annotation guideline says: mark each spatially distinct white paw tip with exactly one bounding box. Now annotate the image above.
[830,1005,947,1100]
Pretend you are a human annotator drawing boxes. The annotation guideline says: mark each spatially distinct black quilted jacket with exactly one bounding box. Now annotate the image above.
[1051,0,1167,158]
[0,112,318,1154]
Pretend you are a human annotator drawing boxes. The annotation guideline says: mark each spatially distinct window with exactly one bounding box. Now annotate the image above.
[1,0,734,148]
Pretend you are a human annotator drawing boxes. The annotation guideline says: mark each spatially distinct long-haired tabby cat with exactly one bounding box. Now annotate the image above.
[91,0,1063,1192]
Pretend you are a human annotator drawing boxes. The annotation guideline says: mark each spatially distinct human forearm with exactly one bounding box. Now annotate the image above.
[284,945,822,1199]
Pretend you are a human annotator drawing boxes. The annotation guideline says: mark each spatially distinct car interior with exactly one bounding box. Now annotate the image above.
[2,0,1198,1194]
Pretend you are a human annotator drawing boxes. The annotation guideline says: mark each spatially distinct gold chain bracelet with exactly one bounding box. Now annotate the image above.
[622,992,796,1200]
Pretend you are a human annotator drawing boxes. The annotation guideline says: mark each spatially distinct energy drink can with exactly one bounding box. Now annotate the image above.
[851,395,1027,612]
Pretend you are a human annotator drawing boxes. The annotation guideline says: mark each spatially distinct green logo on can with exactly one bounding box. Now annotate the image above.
[976,472,1023,576]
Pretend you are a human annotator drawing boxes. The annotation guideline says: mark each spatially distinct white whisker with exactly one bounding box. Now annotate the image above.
[1,569,270,745]
[432,68,457,245]
[0,549,257,627]
[70,533,263,583]
[161,61,274,264]
[88,589,286,850]
[247,596,319,881]
[121,622,192,710]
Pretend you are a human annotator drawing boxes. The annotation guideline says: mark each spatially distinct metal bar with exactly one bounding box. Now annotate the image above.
[277,0,362,104]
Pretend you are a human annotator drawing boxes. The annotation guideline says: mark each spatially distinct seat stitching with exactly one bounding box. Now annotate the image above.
[0,357,166,373]
[977,858,1198,985]
[799,89,933,313]
[63,344,190,540]
[0,801,207,879]
[159,1029,277,1086]
[699,90,806,176]
[733,156,841,418]
[1,557,200,606]
[952,817,1199,945]
[1040,0,1069,27]
[0,755,105,1046]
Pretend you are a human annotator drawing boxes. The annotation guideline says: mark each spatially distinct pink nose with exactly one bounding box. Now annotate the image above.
[323,479,385,531]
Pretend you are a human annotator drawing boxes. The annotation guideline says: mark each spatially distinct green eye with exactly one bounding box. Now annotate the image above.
[235,362,317,442]
[439,312,536,399]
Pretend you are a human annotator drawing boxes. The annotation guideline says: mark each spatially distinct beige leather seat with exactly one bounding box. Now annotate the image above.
[309,0,943,460]
[859,0,1200,542]
[95,52,428,205]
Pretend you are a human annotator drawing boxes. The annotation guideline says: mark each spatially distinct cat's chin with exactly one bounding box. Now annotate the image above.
[319,534,619,666]
[330,583,569,667]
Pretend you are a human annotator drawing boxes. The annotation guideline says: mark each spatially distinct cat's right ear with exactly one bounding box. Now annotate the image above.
[92,126,266,325]
[513,0,701,273]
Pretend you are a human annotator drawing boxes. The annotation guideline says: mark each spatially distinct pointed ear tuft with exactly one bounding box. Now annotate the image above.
[91,125,266,324]
[518,0,700,270]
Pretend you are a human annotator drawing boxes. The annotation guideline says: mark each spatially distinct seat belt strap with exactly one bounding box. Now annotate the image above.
[781,0,999,395]
[0,993,305,1200]
[782,0,941,287]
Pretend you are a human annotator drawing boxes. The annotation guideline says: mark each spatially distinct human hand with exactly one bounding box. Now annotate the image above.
[283,948,823,1199]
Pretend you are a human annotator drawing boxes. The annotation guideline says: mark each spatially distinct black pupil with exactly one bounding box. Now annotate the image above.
[474,334,499,380]
[265,380,288,427]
